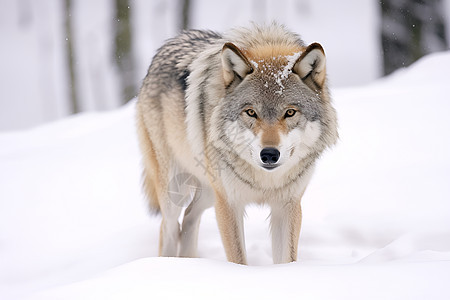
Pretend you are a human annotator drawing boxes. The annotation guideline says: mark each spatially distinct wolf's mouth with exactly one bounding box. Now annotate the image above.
[262,164,279,171]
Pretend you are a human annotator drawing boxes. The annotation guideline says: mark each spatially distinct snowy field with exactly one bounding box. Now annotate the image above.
[1,52,450,299]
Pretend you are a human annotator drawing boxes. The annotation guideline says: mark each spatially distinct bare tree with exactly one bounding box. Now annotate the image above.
[114,0,136,103]
[380,0,449,75]
[64,0,79,114]
[181,0,191,30]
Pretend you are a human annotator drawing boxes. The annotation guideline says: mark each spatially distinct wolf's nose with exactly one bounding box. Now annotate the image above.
[260,148,280,164]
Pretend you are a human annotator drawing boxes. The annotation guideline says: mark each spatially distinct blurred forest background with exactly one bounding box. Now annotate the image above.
[1,0,449,130]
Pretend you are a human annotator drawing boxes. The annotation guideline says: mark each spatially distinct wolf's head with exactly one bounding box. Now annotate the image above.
[218,41,336,174]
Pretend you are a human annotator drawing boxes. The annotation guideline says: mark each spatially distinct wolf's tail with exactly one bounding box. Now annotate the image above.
[136,103,161,214]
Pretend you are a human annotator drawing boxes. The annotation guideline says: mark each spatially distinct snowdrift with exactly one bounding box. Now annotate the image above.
[1,52,450,299]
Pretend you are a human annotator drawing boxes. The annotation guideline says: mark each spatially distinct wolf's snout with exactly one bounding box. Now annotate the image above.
[260,147,280,165]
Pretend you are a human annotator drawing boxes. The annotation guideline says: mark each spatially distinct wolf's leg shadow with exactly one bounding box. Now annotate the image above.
[179,187,214,257]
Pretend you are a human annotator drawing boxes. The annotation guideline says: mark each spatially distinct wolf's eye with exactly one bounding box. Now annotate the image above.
[284,109,296,118]
[245,109,258,118]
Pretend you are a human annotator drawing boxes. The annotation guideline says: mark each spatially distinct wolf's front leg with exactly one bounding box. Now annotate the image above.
[215,194,247,265]
[270,199,302,264]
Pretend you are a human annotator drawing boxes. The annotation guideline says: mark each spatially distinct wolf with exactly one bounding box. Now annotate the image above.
[136,23,338,265]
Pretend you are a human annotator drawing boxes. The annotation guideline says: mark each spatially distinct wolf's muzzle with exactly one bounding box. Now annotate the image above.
[260,147,280,170]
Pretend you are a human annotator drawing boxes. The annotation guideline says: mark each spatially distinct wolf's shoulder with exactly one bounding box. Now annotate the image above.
[178,29,222,42]
[161,29,223,50]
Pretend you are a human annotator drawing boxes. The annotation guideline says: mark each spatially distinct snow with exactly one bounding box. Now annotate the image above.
[275,51,303,94]
[250,51,303,95]
[29,259,450,300]
[1,51,450,299]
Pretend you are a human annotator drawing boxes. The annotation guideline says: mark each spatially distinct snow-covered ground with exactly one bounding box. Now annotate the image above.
[1,52,450,299]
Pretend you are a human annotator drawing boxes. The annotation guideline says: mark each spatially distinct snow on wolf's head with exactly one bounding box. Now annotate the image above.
[218,36,337,174]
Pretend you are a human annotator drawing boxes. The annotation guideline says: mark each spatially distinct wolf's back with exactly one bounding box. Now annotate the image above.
[140,30,222,99]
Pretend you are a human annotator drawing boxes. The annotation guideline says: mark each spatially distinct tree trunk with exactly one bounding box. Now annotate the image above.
[181,0,191,30]
[64,0,79,114]
[114,0,136,103]
[380,0,449,75]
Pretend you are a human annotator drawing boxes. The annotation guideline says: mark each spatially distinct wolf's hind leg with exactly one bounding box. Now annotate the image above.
[179,188,214,257]
[159,195,182,257]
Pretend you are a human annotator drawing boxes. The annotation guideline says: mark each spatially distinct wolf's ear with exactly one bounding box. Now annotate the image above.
[293,43,326,90]
[221,43,253,87]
